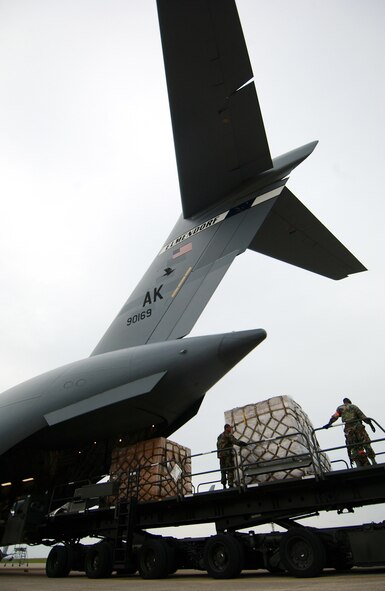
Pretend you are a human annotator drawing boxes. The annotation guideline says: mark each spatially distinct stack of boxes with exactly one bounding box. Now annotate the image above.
[225,395,330,483]
[109,437,192,502]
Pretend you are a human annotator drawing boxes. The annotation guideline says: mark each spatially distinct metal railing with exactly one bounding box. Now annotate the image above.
[180,427,327,494]
[311,417,385,471]
[47,419,385,513]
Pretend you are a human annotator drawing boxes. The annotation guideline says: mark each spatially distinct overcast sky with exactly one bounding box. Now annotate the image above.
[1,0,384,551]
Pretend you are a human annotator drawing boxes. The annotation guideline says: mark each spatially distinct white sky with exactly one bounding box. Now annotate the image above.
[1,0,384,555]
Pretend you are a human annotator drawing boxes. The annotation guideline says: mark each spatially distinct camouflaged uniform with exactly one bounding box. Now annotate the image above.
[331,402,376,466]
[217,429,246,487]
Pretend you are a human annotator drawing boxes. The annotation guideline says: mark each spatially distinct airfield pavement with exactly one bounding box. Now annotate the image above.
[2,565,385,591]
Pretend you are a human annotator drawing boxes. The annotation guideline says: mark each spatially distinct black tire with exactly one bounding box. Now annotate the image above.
[204,534,244,579]
[138,539,176,579]
[46,545,72,578]
[280,528,326,578]
[85,542,113,579]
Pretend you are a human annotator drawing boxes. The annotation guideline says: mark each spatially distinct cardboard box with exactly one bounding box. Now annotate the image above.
[109,437,192,501]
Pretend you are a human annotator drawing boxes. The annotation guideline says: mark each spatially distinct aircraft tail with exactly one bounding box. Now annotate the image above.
[91,0,366,356]
[92,157,365,357]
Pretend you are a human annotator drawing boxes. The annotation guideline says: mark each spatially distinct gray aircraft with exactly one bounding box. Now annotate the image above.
[0,0,365,542]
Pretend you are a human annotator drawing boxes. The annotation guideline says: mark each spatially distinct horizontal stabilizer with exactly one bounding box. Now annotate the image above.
[248,187,367,279]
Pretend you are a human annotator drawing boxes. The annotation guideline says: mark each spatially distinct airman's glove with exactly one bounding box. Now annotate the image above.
[364,417,376,432]
[322,423,331,429]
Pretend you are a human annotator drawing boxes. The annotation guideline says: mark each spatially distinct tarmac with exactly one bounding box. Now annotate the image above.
[1,564,385,591]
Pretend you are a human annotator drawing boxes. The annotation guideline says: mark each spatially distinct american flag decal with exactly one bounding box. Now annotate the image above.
[172,242,193,259]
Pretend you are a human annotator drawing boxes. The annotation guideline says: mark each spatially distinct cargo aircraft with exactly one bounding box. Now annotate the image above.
[0,0,365,544]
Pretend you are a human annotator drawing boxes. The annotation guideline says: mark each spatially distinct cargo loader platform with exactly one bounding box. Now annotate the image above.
[4,421,385,579]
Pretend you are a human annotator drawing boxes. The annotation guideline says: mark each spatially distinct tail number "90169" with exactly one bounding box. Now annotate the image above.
[127,309,152,326]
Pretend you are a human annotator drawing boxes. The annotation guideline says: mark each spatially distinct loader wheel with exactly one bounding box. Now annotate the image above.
[138,539,176,579]
[46,545,72,578]
[204,534,244,579]
[280,528,326,578]
[85,542,113,578]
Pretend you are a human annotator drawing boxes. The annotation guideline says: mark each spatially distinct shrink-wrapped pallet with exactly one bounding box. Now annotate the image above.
[109,437,192,501]
[225,396,330,483]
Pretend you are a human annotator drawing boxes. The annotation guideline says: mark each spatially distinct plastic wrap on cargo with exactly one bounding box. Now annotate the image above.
[109,437,192,501]
[225,395,330,483]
